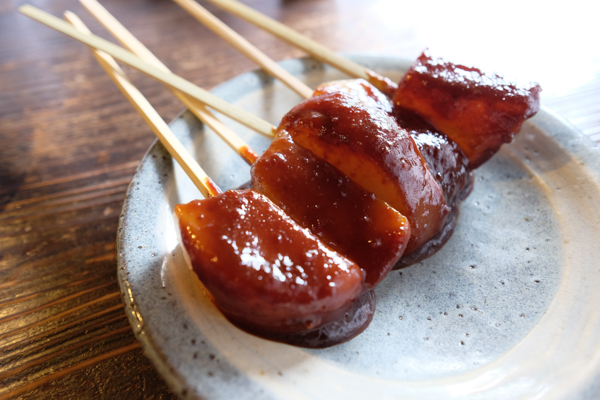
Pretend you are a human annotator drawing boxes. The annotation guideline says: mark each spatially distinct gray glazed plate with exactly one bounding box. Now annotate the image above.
[117,55,600,399]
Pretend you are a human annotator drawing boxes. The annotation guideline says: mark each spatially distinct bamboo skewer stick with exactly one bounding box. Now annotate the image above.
[20,5,276,139]
[203,0,399,97]
[173,0,313,100]
[79,0,259,165]
[63,11,221,199]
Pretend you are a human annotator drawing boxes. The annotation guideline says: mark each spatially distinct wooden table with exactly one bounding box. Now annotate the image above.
[1,0,599,398]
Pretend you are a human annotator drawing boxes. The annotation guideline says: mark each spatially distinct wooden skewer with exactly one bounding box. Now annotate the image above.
[63,11,221,199]
[203,0,398,97]
[20,5,276,139]
[173,0,313,100]
[79,0,258,165]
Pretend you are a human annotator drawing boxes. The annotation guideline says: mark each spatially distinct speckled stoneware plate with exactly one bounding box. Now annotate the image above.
[116,55,600,400]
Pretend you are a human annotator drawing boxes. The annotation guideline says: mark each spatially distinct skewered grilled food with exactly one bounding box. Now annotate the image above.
[176,51,541,347]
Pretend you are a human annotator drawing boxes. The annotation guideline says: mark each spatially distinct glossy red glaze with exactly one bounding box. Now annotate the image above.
[281,91,449,254]
[312,79,472,263]
[393,49,541,168]
[314,79,393,114]
[315,79,471,208]
[394,107,471,208]
[236,289,377,349]
[175,190,363,334]
[251,130,411,288]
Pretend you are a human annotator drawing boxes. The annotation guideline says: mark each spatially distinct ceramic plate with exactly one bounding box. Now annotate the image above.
[116,55,600,399]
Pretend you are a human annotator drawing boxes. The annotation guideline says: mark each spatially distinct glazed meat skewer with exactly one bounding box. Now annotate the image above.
[65,11,382,347]
[74,0,413,287]
[168,2,470,258]
[22,5,415,277]
[26,4,540,347]
[179,1,539,259]
[267,70,538,262]
[165,2,453,255]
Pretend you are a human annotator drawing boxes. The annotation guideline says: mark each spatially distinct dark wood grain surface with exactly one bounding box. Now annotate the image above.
[1,0,599,398]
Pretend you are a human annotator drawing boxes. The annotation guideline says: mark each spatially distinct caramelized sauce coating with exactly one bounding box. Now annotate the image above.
[314,79,393,114]
[238,289,376,348]
[281,91,449,254]
[394,162,475,269]
[394,107,471,208]
[175,190,364,339]
[315,79,472,208]
[251,130,411,288]
[393,49,541,168]
[312,79,472,264]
